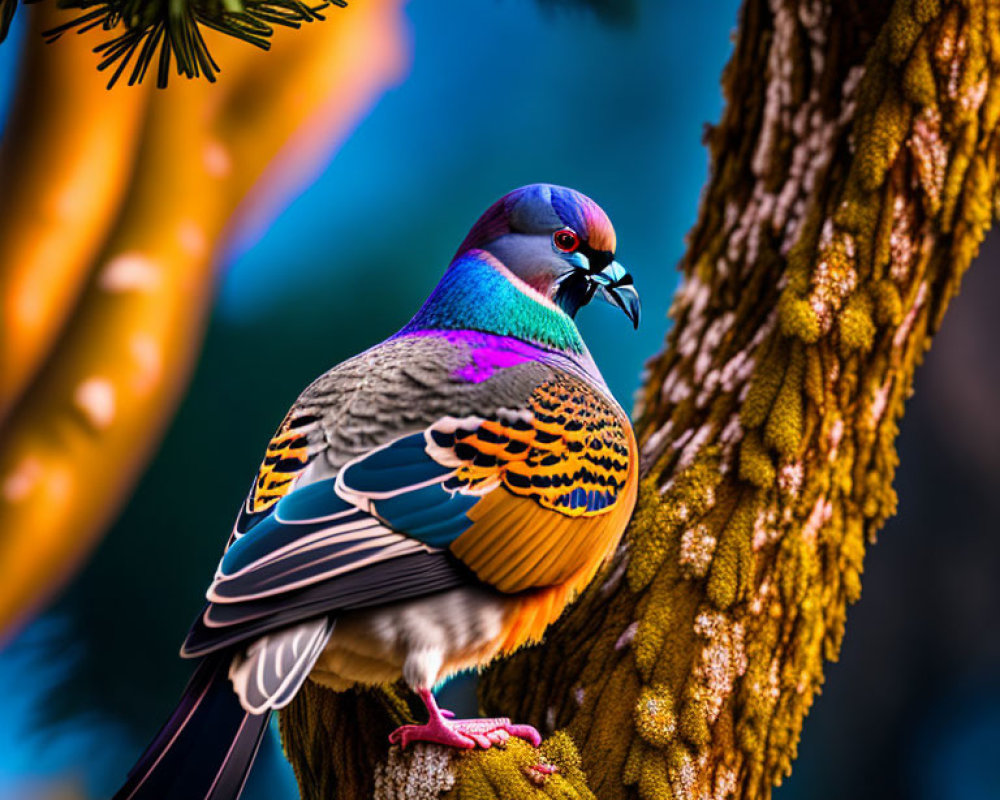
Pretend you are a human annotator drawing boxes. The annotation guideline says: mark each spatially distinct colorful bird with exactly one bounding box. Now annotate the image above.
[112,183,640,800]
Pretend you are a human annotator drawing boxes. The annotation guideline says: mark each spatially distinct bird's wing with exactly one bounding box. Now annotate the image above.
[183,335,634,657]
[181,476,472,657]
[224,406,323,547]
[337,371,637,593]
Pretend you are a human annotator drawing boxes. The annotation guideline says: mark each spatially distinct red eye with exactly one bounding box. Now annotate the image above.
[553,229,580,252]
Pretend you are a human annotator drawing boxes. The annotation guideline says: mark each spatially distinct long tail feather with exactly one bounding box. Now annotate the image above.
[228,617,333,713]
[112,654,269,800]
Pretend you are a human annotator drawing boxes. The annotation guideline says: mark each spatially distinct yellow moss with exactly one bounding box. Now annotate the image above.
[873,279,904,325]
[838,291,876,353]
[707,525,740,610]
[803,346,825,411]
[776,532,806,608]
[622,739,642,787]
[841,517,866,603]
[736,631,782,761]
[911,0,940,25]
[634,685,678,749]
[902,36,937,107]
[857,84,912,192]
[941,122,978,232]
[626,481,674,591]
[987,0,1000,59]
[629,459,723,591]
[933,6,960,69]
[570,663,640,784]
[982,76,1000,131]
[764,343,805,458]
[736,510,756,601]
[872,187,896,276]
[739,429,775,488]
[960,156,995,237]
[538,731,583,773]
[737,720,760,759]
[785,238,815,295]
[450,733,594,800]
[707,494,756,609]
[833,195,872,235]
[777,292,822,343]
[638,749,672,800]
[667,741,697,799]
[678,696,711,748]
[887,0,922,65]
[742,338,788,429]
[953,24,987,127]
[863,469,898,522]
[634,588,672,680]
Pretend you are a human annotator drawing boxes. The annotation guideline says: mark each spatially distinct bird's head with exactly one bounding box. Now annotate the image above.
[456,184,640,329]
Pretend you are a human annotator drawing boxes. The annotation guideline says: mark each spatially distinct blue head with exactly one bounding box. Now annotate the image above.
[456,184,640,328]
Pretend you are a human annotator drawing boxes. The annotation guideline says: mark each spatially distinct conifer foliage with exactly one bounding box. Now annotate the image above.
[0,0,345,87]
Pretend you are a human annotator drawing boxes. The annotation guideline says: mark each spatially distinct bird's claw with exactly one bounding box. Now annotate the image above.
[388,714,541,750]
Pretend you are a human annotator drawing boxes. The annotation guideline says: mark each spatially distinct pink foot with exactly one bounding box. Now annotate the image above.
[523,760,559,786]
[389,689,542,750]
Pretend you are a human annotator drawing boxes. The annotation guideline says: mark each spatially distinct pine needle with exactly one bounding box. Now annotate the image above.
[41,0,346,88]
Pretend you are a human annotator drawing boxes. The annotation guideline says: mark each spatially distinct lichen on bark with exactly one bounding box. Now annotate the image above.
[279,0,1000,797]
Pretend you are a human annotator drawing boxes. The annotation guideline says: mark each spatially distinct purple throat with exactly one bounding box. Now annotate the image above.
[404,330,548,383]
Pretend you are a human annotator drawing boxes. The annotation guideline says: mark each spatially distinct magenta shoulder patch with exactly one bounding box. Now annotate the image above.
[443,331,543,383]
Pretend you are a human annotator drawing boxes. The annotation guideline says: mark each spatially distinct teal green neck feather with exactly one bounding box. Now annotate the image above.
[402,252,585,353]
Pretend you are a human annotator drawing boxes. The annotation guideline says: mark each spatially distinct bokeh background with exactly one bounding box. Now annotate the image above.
[0,2,997,799]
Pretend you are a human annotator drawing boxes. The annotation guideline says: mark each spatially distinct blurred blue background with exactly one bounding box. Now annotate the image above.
[1,1,998,799]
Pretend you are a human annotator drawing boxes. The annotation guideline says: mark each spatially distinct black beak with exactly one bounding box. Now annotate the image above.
[592,261,640,329]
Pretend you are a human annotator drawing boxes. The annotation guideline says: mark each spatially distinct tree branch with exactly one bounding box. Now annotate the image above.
[280,0,1000,796]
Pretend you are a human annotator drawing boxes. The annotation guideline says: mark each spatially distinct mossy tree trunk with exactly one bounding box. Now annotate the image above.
[280,0,1000,797]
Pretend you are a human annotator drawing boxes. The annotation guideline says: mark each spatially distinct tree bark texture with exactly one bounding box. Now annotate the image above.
[280,0,1000,797]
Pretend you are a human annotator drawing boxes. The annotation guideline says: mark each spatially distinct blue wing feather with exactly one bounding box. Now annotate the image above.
[185,432,489,659]
[338,433,452,494]
[272,479,354,523]
[220,486,357,576]
[372,484,478,547]
[337,433,480,547]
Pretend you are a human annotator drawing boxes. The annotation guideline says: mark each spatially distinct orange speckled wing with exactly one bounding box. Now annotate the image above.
[432,374,638,594]
[246,411,319,516]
